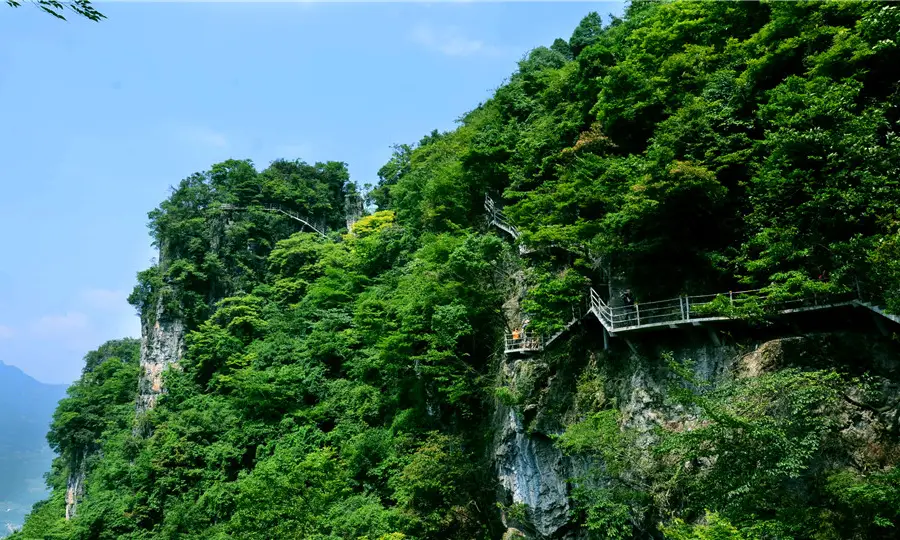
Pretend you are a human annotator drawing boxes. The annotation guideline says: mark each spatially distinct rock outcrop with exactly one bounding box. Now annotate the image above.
[136,298,184,414]
[64,455,85,520]
[492,350,591,539]
[491,321,900,538]
[494,404,572,538]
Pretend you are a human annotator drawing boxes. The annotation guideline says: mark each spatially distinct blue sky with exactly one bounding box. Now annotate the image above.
[0,1,624,384]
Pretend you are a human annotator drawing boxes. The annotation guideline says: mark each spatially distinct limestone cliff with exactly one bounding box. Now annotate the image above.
[491,309,900,538]
[136,297,184,414]
[63,456,85,520]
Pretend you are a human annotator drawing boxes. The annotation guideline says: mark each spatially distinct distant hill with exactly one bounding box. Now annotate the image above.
[0,362,67,536]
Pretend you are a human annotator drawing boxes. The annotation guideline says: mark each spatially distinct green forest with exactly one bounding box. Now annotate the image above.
[14,1,900,539]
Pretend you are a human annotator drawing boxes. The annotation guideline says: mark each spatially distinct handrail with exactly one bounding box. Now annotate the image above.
[504,332,543,354]
[215,203,327,238]
[488,195,898,354]
[264,205,327,237]
[588,287,864,335]
[505,285,894,354]
[485,195,520,240]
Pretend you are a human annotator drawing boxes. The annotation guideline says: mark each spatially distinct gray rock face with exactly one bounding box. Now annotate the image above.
[136,298,184,414]
[619,341,736,440]
[491,326,900,538]
[494,406,571,538]
[64,456,85,520]
[492,349,587,539]
[489,334,781,538]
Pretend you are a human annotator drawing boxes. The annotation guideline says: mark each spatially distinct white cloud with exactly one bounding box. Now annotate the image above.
[0,325,13,340]
[80,288,129,311]
[410,23,501,57]
[176,125,230,149]
[30,312,89,339]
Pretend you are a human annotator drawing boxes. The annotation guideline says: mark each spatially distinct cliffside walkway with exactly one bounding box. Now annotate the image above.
[485,196,900,354]
[485,196,534,255]
[484,196,519,240]
[505,288,896,354]
[218,203,327,237]
[587,288,859,334]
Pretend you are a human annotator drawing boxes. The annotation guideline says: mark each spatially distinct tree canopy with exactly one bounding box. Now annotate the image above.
[14,2,900,539]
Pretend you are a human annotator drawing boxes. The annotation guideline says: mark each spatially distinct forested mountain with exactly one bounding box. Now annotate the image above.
[0,362,66,537]
[14,1,900,539]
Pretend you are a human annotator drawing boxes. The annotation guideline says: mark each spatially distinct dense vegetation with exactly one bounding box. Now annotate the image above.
[15,1,900,538]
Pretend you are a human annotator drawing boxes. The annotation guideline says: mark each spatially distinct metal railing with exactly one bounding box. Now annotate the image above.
[505,286,877,354]
[504,299,586,354]
[488,194,900,353]
[264,205,327,237]
[484,195,520,240]
[589,287,859,333]
[504,332,543,354]
[216,203,327,237]
[485,195,538,256]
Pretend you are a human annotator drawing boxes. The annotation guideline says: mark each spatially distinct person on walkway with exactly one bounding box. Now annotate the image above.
[518,318,532,347]
[621,289,636,325]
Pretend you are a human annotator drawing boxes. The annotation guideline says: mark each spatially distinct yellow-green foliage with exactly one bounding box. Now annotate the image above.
[352,210,396,238]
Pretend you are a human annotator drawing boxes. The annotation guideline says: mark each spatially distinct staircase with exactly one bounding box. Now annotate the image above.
[485,196,533,255]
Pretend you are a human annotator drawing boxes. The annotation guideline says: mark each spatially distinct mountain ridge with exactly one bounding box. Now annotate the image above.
[0,360,68,537]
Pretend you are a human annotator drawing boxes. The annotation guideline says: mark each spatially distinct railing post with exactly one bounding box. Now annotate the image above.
[635,303,641,327]
[729,291,733,307]
[679,296,685,321]
[685,296,691,321]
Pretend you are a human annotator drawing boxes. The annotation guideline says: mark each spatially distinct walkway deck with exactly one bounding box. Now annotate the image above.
[484,196,519,239]
[483,194,899,355]
[505,288,893,354]
[587,288,864,334]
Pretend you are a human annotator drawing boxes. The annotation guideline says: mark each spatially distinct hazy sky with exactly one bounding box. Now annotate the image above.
[0,1,624,384]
